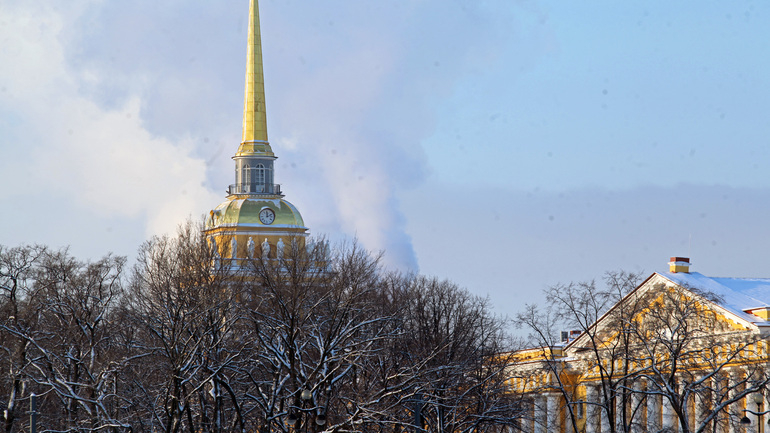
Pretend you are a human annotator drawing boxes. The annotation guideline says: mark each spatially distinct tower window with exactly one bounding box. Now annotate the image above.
[237,161,273,193]
[256,164,266,185]
[242,164,251,185]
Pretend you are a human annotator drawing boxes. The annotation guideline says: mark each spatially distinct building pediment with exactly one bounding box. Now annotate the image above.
[565,272,770,356]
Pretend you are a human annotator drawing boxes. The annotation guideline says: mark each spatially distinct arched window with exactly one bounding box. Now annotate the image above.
[242,164,251,185]
[256,164,266,186]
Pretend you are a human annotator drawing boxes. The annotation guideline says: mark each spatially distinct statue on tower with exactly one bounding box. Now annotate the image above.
[277,238,285,260]
[262,238,270,260]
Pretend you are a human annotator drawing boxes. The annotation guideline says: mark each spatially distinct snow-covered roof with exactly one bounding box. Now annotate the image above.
[659,271,770,326]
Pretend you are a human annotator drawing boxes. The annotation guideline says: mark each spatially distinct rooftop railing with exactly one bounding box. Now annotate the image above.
[228,183,282,196]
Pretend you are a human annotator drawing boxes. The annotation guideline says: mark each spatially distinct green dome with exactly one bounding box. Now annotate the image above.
[205,198,306,230]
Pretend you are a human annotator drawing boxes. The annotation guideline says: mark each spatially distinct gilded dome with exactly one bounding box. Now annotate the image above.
[205,198,306,230]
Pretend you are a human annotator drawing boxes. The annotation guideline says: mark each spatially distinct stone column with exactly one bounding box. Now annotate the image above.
[647,392,661,432]
[600,394,611,433]
[662,395,676,430]
[546,393,560,433]
[534,395,547,433]
[631,381,644,433]
[647,380,663,432]
[746,393,760,433]
[727,370,740,433]
[695,375,709,431]
[586,385,600,433]
[757,393,770,433]
[525,398,536,433]
[616,390,625,431]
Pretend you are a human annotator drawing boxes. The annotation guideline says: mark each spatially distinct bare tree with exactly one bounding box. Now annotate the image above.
[1,228,523,433]
[0,245,138,433]
[129,222,244,433]
[27,250,133,431]
[516,271,645,433]
[234,239,400,433]
[374,275,523,433]
[0,244,47,433]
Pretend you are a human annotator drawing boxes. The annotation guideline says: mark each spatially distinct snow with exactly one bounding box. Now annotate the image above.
[660,271,770,326]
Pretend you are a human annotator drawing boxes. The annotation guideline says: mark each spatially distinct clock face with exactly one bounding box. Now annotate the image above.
[259,208,276,225]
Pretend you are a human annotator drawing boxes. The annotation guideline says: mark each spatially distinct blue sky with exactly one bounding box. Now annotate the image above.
[1,0,769,316]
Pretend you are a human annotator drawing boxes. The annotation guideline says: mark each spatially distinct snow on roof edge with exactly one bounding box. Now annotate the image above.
[659,271,770,326]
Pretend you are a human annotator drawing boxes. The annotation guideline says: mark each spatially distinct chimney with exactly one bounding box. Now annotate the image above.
[668,257,691,273]
[560,330,582,344]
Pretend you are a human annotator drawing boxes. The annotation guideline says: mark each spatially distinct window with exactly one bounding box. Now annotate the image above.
[239,161,272,193]
[256,164,266,185]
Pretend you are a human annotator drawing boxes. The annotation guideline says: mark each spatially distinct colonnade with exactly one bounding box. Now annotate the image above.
[523,373,768,433]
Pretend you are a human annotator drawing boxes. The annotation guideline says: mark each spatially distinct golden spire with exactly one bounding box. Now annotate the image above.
[238,0,273,157]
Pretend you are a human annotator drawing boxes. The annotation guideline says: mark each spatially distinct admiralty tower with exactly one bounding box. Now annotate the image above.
[204,0,308,260]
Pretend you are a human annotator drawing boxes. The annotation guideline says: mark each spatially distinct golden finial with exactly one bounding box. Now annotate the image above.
[238,0,273,157]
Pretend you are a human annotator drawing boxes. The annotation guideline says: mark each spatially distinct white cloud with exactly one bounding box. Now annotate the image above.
[39,96,220,234]
[268,34,421,270]
[0,1,219,250]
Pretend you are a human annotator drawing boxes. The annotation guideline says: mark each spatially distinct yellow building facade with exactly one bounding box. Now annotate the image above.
[511,258,770,433]
[205,0,308,260]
